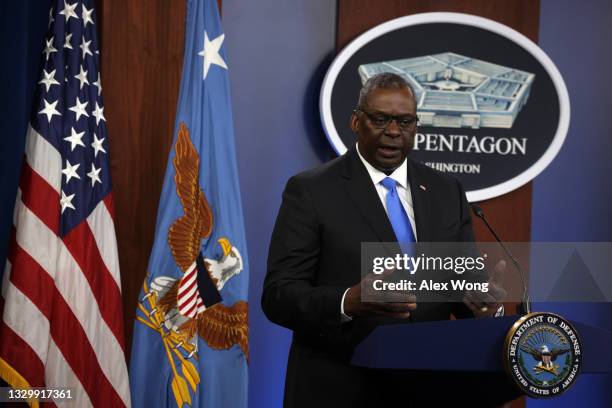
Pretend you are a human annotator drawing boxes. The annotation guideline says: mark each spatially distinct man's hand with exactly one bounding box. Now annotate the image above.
[344,270,417,319]
[463,259,507,318]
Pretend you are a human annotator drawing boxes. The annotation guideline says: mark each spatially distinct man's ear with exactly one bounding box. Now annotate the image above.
[350,112,360,133]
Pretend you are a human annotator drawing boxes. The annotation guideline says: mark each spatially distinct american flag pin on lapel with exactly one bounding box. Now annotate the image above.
[419,185,427,191]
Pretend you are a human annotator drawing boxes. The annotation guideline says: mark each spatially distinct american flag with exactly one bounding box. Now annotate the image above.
[0,1,130,407]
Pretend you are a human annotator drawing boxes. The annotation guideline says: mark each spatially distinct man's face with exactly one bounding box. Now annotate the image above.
[351,86,417,173]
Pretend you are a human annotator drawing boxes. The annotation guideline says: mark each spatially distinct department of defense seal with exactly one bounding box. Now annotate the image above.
[504,312,582,398]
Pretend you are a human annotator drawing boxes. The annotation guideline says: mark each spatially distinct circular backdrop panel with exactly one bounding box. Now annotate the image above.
[320,13,570,202]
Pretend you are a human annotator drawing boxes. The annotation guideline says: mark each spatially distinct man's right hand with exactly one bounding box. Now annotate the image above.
[343,271,417,319]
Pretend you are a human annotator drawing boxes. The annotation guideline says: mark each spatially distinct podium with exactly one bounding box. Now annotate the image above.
[351,316,612,400]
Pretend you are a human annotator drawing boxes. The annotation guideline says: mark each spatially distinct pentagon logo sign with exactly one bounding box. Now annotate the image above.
[320,13,570,202]
[359,52,535,130]
[504,312,582,398]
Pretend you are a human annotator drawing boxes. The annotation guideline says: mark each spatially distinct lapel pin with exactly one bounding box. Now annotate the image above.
[419,184,427,191]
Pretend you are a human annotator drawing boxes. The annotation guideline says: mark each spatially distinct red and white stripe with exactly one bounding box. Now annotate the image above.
[0,125,131,407]
[177,261,205,318]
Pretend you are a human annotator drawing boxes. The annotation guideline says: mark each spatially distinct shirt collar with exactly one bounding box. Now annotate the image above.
[356,143,408,189]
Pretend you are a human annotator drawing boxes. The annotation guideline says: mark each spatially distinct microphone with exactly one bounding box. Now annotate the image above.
[470,204,531,315]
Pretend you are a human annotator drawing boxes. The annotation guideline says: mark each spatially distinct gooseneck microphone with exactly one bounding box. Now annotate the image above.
[470,204,531,315]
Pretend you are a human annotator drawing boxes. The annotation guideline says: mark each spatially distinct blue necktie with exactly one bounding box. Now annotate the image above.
[380,177,416,254]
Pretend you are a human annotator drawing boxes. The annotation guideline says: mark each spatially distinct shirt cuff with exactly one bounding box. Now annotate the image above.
[340,287,353,322]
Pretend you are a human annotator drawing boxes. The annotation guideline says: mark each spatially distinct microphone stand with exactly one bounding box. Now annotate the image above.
[471,204,531,315]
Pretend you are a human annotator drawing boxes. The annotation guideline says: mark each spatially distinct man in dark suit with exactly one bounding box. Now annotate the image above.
[262,73,506,407]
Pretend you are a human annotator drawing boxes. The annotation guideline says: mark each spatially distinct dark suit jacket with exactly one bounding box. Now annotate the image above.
[262,148,477,407]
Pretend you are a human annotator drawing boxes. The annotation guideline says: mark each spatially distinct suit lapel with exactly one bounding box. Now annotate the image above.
[341,148,398,243]
[407,158,431,242]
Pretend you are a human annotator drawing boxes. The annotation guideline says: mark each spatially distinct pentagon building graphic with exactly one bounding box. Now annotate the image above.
[359,52,535,129]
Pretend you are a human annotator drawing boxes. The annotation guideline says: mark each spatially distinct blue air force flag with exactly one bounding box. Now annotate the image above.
[129,0,249,407]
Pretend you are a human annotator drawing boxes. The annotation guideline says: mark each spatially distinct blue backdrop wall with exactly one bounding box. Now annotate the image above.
[223,2,337,406]
[530,0,612,406]
[0,0,610,407]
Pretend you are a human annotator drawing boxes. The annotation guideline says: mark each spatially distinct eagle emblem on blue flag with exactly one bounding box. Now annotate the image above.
[130,1,249,405]
[136,123,248,407]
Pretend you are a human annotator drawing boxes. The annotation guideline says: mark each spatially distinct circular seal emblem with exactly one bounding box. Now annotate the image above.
[320,12,570,202]
[504,312,582,398]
